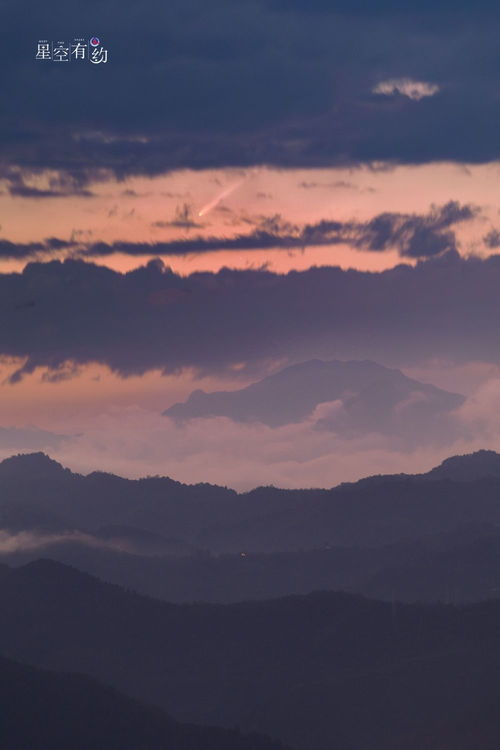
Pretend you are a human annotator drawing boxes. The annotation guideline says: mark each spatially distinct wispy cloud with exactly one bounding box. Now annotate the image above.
[153,203,205,230]
[81,201,478,260]
[0,529,152,555]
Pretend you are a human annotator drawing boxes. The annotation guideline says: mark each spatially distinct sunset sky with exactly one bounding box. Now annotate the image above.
[2,0,500,486]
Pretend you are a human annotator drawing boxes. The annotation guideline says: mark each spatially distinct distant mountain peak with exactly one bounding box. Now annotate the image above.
[163,358,464,434]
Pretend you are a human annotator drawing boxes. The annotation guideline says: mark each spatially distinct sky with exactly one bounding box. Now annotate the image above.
[2,0,500,487]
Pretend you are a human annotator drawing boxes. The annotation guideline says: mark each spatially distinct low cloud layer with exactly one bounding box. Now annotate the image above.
[0,369,497,491]
[0,426,71,450]
[37,375,500,490]
[0,529,150,556]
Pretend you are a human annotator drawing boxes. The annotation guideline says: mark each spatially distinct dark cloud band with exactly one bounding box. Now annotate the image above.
[2,1,500,180]
[0,202,476,260]
[0,250,499,382]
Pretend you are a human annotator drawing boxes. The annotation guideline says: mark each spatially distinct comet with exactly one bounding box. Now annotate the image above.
[197,177,247,217]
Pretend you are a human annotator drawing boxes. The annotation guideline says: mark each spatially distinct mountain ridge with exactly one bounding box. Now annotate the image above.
[0,650,288,750]
[2,446,499,490]
[4,558,500,750]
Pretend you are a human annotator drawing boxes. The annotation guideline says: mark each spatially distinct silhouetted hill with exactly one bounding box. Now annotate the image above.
[0,452,238,544]
[424,449,500,481]
[5,450,500,558]
[4,560,500,749]
[5,447,500,604]
[163,360,464,444]
[5,527,500,605]
[198,471,500,553]
[6,450,500,608]
[0,451,69,479]
[0,653,287,750]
